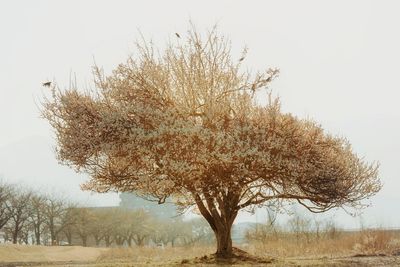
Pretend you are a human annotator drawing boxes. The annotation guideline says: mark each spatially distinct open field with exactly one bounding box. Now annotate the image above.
[0,244,399,267]
[1,228,400,266]
[0,244,105,264]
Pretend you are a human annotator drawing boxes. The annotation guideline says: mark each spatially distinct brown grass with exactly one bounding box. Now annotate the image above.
[96,246,214,264]
[244,229,400,258]
[94,230,400,266]
[0,229,399,266]
[0,244,106,262]
[354,229,399,255]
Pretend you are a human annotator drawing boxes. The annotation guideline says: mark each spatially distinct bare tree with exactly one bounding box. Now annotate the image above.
[246,214,282,244]
[89,210,105,246]
[88,207,127,247]
[110,209,129,246]
[98,210,115,247]
[0,182,14,230]
[30,193,47,245]
[324,219,341,240]
[43,196,71,245]
[42,25,381,258]
[7,188,32,244]
[165,218,184,247]
[288,212,312,243]
[61,213,75,245]
[149,220,169,247]
[72,207,94,247]
[124,209,151,247]
[130,210,151,247]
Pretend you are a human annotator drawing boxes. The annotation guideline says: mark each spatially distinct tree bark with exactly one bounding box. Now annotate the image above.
[49,218,56,245]
[65,232,72,245]
[193,192,238,258]
[215,225,233,257]
[12,227,18,244]
[35,229,41,245]
[81,235,87,247]
[133,235,146,246]
[115,236,124,246]
[36,235,41,245]
[105,236,112,247]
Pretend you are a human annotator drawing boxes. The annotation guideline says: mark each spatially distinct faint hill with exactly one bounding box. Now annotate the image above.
[0,135,119,206]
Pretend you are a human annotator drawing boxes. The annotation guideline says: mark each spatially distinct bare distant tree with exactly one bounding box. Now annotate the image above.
[72,207,94,247]
[60,208,76,245]
[43,196,73,245]
[288,212,312,243]
[149,220,169,247]
[29,193,47,245]
[0,182,14,230]
[89,210,105,246]
[110,209,133,246]
[86,208,153,247]
[96,209,116,247]
[130,210,151,247]
[121,209,148,247]
[7,188,32,244]
[165,218,184,247]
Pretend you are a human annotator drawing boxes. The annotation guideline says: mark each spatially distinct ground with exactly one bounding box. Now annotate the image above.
[0,244,399,267]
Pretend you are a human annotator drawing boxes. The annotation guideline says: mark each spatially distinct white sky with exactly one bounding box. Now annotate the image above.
[1,0,399,228]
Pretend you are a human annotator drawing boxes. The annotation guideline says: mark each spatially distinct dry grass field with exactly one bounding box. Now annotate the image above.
[1,229,400,266]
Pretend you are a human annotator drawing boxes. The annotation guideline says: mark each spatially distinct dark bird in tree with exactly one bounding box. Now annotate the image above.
[239,57,245,62]
[250,83,256,92]
[175,33,181,38]
[42,82,51,87]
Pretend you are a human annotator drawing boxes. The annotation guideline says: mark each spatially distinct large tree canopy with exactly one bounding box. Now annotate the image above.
[42,26,380,257]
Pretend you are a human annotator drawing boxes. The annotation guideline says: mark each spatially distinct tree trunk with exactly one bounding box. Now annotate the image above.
[214,225,233,257]
[95,237,101,246]
[12,228,18,244]
[49,219,56,245]
[193,192,238,259]
[35,231,41,245]
[140,236,146,246]
[81,235,87,247]
[65,232,72,245]
[115,236,124,246]
[23,234,29,244]
[134,235,146,246]
[105,236,112,247]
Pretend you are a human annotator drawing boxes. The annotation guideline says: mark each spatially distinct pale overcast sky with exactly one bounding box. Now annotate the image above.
[1,0,399,228]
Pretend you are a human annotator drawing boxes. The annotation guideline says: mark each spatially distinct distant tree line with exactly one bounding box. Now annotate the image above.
[0,181,75,245]
[65,206,213,247]
[0,181,213,247]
